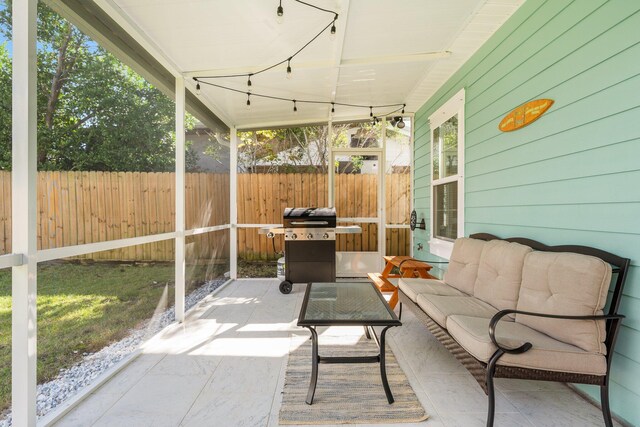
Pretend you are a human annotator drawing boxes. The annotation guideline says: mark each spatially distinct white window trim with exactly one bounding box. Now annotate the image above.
[429,88,465,259]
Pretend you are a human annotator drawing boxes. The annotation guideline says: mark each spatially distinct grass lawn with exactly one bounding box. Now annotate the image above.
[0,261,176,414]
[237,259,278,278]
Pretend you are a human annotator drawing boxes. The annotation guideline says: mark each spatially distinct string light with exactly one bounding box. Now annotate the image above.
[276,0,284,24]
[194,78,406,118]
[192,2,406,118]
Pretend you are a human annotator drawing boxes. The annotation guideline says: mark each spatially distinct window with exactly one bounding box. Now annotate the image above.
[429,89,465,259]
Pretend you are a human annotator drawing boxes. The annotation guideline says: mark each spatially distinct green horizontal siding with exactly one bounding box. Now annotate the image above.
[412,0,640,424]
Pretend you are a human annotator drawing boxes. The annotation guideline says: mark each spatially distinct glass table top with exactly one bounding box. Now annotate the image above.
[298,282,401,326]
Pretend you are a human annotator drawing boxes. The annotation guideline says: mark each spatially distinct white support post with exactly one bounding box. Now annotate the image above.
[11,0,38,425]
[175,76,186,322]
[230,127,238,280]
[409,113,415,258]
[380,117,387,266]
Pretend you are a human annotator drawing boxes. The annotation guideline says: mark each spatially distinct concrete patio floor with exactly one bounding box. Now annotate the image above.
[53,279,619,427]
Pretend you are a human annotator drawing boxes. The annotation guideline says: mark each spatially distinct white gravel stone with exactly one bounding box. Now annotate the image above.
[0,278,227,427]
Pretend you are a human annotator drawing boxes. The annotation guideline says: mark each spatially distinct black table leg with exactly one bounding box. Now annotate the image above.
[380,326,394,404]
[305,326,319,405]
[364,325,371,339]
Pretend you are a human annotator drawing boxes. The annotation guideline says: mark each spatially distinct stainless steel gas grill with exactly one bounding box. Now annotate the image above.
[260,207,361,294]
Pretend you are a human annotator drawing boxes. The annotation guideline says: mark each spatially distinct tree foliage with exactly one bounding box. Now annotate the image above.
[236,121,405,174]
[0,2,195,172]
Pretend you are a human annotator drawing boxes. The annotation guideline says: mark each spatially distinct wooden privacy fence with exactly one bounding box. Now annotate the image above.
[0,171,409,261]
[0,171,229,262]
[237,173,410,260]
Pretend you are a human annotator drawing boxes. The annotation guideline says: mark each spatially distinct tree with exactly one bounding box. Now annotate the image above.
[0,42,10,170]
[0,2,194,172]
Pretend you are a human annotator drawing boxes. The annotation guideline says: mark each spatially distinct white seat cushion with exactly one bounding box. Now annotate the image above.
[416,294,498,327]
[473,240,532,313]
[516,251,612,354]
[399,278,464,302]
[447,315,607,376]
[443,237,486,294]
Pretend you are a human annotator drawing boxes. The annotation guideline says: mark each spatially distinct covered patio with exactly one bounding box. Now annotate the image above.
[5,0,639,426]
[51,279,616,427]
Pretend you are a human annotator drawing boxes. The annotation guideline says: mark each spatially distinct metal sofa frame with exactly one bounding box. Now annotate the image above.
[398,233,630,427]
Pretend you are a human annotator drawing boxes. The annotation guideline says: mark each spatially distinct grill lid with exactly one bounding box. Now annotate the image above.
[283,207,336,227]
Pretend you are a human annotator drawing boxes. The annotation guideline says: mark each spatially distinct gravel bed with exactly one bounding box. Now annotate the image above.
[0,278,227,427]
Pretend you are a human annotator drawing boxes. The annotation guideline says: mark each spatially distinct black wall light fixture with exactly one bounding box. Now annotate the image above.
[193,0,406,119]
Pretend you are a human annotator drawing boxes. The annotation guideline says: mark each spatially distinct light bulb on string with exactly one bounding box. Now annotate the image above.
[331,103,335,116]
[402,104,406,114]
[330,19,336,37]
[196,82,201,96]
[286,58,292,79]
[293,100,298,113]
[397,117,405,129]
[276,0,284,24]
[246,93,251,110]
[247,74,252,88]
[369,106,373,118]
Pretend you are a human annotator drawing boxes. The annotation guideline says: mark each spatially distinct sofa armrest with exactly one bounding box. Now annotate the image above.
[488,310,625,355]
[398,258,449,269]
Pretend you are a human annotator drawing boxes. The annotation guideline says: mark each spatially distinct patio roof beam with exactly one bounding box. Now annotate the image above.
[183,51,450,78]
[326,0,350,119]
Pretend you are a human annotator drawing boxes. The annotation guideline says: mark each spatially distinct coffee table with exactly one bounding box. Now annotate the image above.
[297,282,402,405]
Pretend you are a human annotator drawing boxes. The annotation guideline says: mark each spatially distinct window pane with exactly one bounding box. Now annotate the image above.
[433,182,457,240]
[186,127,231,228]
[441,115,458,177]
[432,126,440,181]
[332,120,383,148]
[334,154,378,218]
[36,242,175,418]
[432,115,459,181]
[0,266,9,413]
[186,229,230,293]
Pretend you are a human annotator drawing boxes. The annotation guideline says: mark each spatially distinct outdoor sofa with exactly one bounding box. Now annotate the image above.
[398,233,630,427]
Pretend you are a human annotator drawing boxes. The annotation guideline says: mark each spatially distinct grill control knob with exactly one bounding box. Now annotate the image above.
[323,233,329,240]
[291,233,298,240]
[266,232,274,238]
[306,233,313,239]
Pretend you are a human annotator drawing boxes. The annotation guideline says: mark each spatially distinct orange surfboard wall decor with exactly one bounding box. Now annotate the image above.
[499,99,554,132]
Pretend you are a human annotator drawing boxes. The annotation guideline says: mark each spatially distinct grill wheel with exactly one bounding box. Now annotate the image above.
[279,280,293,294]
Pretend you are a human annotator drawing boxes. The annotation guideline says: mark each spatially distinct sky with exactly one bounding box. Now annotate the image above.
[0,3,11,55]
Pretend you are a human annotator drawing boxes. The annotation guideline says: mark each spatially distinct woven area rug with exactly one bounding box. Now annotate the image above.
[279,334,428,424]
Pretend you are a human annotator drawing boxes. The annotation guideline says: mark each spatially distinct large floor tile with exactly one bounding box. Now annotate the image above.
[92,373,210,427]
[503,389,622,427]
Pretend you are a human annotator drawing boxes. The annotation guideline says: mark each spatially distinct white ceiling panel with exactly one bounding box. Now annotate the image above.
[107,0,524,127]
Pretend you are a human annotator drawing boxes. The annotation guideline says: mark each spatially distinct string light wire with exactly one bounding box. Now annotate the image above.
[193,0,406,118]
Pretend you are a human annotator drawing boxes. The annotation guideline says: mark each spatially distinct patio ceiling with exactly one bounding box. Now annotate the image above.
[54,0,524,129]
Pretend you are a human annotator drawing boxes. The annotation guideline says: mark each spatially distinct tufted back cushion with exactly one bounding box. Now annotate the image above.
[473,240,532,313]
[516,251,612,354]
[443,238,486,294]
